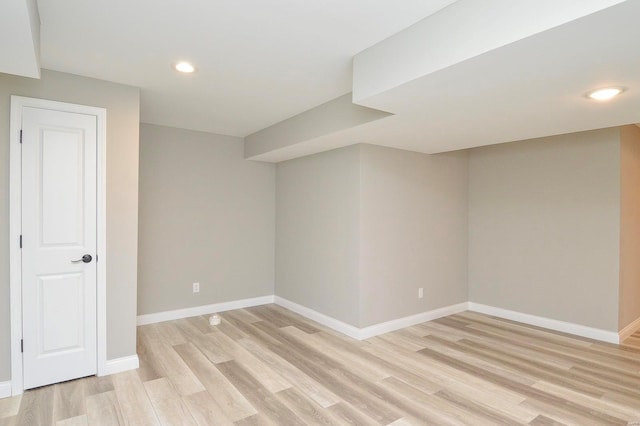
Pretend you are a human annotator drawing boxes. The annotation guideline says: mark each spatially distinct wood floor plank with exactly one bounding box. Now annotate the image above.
[282,326,391,382]
[417,346,629,425]
[215,360,305,425]
[174,319,233,364]
[362,338,530,406]
[425,335,621,399]
[187,315,217,334]
[420,321,577,370]
[462,320,640,372]
[14,385,54,426]
[139,327,206,396]
[144,377,197,425]
[244,305,293,329]
[7,306,640,425]
[218,314,282,347]
[250,322,404,424]
[434,388,534,425]
[213,314,250,341]
[173,342,257,421]
[83,375,114,397]
[228,308,264,324]
[275,387,336,425]
[234,413,277,426]
[182,391,234,426]
[236,337,343,408]
[0,417,16,426]
[375,331,432,352]
[55,414,88,426]
[519,398,610,426]
[85,390,124,426]
[254,304,321,334]
[52,379,86,422]
[377,376,485,426]
[137,328,165,382]
[206,330,292,393]
[0,396,21,419]
[434,317,640,379]
[325,402,380,425]
[155,320,188,346]
[528,414,568,425]
[455,312,595,348]
[532,380,640,422]
[111,370,160,425]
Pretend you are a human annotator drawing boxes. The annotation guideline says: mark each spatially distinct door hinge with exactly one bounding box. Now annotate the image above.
[19,235,22,249]
[19,129,22,144]
[21,339,23,353]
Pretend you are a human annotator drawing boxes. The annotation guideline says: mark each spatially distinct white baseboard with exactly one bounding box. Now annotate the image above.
[100,355,140,376]
[468,302,620,344]
[619,316,640,342]
[274,296,363,339]
[134,294,623,345]
[0,381,11,399]
[358,302,469,340]
[274,296,468,341]
[137,295,275,326]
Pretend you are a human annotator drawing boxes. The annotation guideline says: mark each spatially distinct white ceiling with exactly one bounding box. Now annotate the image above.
[0,0,40,78]
[247,0,640,162]
[7,0,637,162]
[36,0,456,136]
[351,0,640,154]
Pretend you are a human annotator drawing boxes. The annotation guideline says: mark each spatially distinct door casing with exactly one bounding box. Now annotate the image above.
[9,96,108,396]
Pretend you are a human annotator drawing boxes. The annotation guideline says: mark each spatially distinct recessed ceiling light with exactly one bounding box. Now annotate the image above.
[174,61,196,73]
[587,87,624,101]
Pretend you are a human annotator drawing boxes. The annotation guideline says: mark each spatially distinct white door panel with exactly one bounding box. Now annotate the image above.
[22,106,98,389]
[40,127,86,247]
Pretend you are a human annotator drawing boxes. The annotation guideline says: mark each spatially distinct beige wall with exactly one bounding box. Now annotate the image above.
[0,70,140,381]
[275,145,361,326]
[619,125,640,330]
[275,143,468,328]
[468,128,621,332]
[137,124,275,315]
[359,144,468,326]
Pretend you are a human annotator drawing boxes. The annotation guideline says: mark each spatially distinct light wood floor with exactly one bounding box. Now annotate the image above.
[624,330,640,350]
[2,305,640,425]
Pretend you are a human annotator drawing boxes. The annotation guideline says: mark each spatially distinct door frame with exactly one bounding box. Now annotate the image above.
[9,96,108,396]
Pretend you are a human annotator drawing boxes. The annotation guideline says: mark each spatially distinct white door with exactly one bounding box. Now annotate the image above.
[21,106,98,389]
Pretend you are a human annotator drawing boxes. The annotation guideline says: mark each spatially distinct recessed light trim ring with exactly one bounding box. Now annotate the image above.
[587,87,625,101]
[174,61,196,73]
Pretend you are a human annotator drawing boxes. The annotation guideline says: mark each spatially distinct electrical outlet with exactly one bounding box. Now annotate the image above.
[193,282,200,293]
[418,287,424,299]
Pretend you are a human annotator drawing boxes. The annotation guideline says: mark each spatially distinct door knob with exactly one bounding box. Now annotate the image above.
[71,254,93,263]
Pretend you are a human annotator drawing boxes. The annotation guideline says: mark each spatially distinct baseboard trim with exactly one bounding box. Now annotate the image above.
[101,355,140,376]
[274,296,363,339]
[358,302,469,340]
[274,296,468,341]
[135,294,622,345]
[619,316,640,342]
[0,381,11,399]
[468,302,620,344]
[137,295,275,326]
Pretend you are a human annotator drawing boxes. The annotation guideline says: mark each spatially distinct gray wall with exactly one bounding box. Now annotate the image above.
[137,124,275,315]
[275,145,361,326]
[275,143,468,328]
[359,144,468,326]
[620,125,640,330]
[468,128,621,332]
[0,70,140,381]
